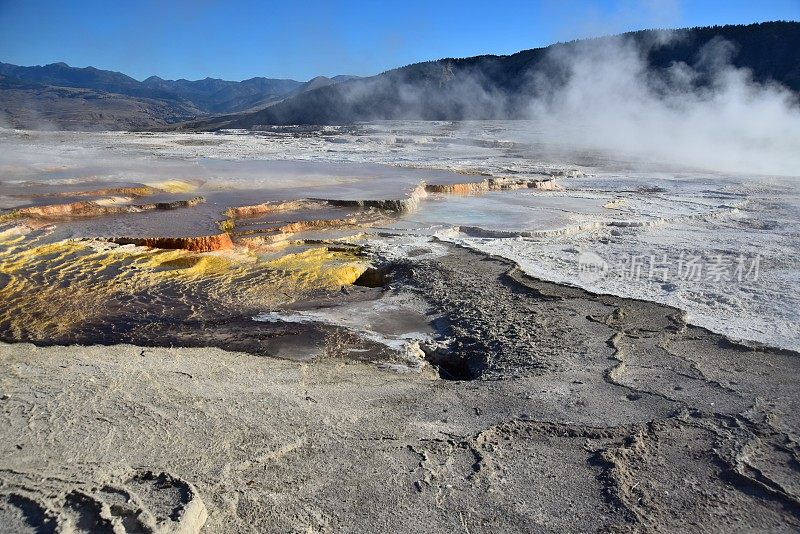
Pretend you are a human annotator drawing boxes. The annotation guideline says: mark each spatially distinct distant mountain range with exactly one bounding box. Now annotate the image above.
[0,61,358,130]
[1,21,798,131]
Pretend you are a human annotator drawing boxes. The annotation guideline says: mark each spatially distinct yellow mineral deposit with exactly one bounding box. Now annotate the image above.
[0,170,566,341]
[42,185,160,198]
[0,232,369,339]
[0,224,29,244]
[144,249,239,278]
[146,179,199,194]
[604,198,627,209]
[0,240,132,338]
[265,247,369,288]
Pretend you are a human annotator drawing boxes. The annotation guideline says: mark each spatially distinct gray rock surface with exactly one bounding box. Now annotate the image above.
[0,246,798,532]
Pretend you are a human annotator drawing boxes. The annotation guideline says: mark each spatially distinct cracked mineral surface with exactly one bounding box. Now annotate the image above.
[1,245,798,532]
[1,124,798,532]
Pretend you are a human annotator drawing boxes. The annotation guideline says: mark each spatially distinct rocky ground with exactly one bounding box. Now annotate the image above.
[1,245,798,533]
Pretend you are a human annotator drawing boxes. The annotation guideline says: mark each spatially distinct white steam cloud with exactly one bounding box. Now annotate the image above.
[526,34,800,176]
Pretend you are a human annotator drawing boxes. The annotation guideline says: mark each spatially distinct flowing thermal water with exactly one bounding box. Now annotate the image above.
[1,121,797,351]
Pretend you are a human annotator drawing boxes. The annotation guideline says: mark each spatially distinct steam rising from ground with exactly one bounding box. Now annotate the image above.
[527,34,800,176]
[325,31,800,176]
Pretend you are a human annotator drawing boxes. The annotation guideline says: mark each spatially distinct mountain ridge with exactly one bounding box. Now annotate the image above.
[1,21,797,131]
[0,61,360,129]
[191,21,799,129]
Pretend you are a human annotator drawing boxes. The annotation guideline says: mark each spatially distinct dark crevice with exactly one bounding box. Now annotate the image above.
[353,265,390,288]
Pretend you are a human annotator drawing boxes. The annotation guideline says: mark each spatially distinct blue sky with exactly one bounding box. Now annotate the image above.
[0,0,797,81]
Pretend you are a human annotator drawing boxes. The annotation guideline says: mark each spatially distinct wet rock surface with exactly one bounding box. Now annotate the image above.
[108,232,234,252]
[424,176,562,194]
[6,196,205,221]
